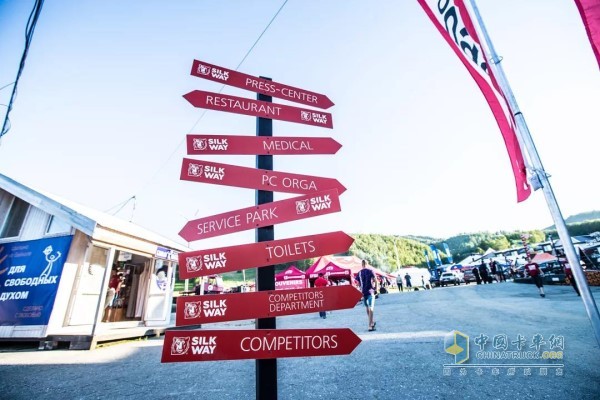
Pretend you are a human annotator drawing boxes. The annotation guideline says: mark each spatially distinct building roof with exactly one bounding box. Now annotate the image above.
[0,173,188,252]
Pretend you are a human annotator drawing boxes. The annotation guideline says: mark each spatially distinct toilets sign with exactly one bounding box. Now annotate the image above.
[178,231,354,279]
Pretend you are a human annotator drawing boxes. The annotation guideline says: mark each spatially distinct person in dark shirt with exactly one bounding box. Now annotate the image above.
[473,266,481,285]
[404,273,412,290]
[479,262,490,284]
[357,260,377,331]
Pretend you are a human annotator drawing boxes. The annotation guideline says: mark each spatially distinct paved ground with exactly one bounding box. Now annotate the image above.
[1,281,599,399]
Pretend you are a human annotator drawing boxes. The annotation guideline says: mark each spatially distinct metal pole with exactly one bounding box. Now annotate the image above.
[255,77,277,400]
[469,0,600,346]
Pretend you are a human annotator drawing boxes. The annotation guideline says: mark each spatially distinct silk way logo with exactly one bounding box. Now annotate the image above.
[295,199,310,214]
[188,163,204,177]
[192,138,208,151]
[309,194,332,211]
[311,112,328,125]
[210,68,229,81]
[171,337,191,356]
[186,256,203,273]
[202,253,227,270]
[300,111,311,121]
[197,64,211,76]
[183,301,202,319]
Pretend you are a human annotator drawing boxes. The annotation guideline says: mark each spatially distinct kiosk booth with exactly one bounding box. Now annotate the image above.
[0,174,187,349]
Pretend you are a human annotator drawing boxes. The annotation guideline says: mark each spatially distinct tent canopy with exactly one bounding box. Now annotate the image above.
[530,252,558,264]
[275,265,306,281]
[306,256,394,280]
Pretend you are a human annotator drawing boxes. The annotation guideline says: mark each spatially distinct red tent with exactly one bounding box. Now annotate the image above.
[306,261,352,280]
[306,256,395,281]
[275,265,307,290]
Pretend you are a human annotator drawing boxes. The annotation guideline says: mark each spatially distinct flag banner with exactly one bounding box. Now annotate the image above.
[574,0,600,69]
[430,244,442,266]
[424,250,431,268]
[417,0,531,202]
[443,242,454,264]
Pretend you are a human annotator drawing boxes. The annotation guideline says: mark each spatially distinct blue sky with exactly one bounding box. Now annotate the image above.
[1,0,598,250]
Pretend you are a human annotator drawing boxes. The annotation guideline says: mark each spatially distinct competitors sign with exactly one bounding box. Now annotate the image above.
[162,328,361,362]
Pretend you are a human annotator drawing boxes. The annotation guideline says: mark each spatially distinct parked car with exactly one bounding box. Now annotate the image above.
[440,272,462,286]
[463,268,476,284]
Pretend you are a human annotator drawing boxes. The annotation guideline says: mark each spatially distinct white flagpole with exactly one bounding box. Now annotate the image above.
[469,0,600,346]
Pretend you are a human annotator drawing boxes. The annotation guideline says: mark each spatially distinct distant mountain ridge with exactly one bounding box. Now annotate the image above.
[544,210,600,230]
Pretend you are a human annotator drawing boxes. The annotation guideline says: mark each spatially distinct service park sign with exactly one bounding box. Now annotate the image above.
[178,189,342,242]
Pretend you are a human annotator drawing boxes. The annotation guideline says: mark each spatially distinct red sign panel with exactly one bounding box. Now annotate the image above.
[183,90,333,129]
[176,286,362,326]
[191,59,334,109]
[161,328,361,363]
[178,189,342,242]
[178,231,353,279]
[186,135,341,155]
[180,158,346,196]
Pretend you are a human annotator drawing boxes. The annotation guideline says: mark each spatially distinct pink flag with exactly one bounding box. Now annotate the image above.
[417,0,531,202]
[574,0,600,69]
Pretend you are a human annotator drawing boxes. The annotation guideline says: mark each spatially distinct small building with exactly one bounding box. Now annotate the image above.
[0,173,188,349]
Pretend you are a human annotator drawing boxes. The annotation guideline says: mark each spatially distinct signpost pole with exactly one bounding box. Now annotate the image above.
[255,77,277,400]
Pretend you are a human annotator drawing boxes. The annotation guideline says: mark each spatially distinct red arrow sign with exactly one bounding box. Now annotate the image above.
[178,231,353,279]
[183,90,333,129]
[176,286,362,326]
[179,189,342,242]
[186,135,342,155]
[161,328,361,363]
[181,158,346,196]
[190,59,334,109]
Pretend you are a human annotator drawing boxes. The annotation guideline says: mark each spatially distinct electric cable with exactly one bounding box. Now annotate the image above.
[107,0,289,219]
[0,0,45,138]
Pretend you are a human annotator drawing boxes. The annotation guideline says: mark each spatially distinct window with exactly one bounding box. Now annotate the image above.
[46,215,72,235]
[0,196,29,239]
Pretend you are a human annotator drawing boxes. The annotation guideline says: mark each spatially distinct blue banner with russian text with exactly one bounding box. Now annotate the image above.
[0,236,73,326]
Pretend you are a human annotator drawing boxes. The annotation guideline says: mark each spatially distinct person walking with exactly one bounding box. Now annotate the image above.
[404,273,412,291]
[479,261,490,284]
[473,266,482,285]
[524,261,546,298]
[396,273,404,292]
[314,273,330,318]
[357,260,377,331]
